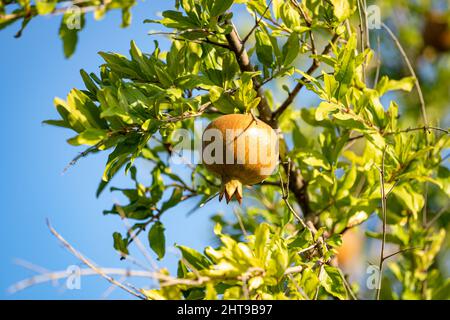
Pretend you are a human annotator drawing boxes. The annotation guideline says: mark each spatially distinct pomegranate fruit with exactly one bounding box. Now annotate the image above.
[423,12,450,53]
[337,229,363,270]
[202,114,279,204]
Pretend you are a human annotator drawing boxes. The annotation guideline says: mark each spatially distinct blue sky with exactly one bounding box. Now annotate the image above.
[0,0,237,299]
[0,1,414,300]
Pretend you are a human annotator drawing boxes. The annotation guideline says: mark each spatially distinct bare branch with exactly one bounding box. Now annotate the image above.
[115,205,159,271]
[232,208,248,237]
[381,23,428,127]
[278,162,308,229]
[347,125,449,142]
[45,219,147,299]
[8,267,156,294]
[241,0,274,45]
[375,146,387,300]
[382,247,419,261]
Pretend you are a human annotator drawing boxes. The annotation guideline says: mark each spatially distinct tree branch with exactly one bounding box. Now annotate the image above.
[8,267,156,294]
[45,219,147,299]
[225,22,273,124]
[375,147,387,300]
[381,23,428,128]
[224,20,311,217]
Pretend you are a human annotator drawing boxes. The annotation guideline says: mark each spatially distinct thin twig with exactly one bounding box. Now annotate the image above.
[314,264,324,300]
[115,205,159,272]
[373,35,381,87]
[381,23,428,127]
[347,126,449,142]
[363,0,370,50]
[297,244,316,254]
[45,219,147,299]
[101,276,127,299]
[356,0,366,82]
[375,146,387,300]
[291,0,317,61]
[8,267,155,294]
[241,0,273,45]
[340,269,358,300]
[425,205,449,229]
[287,274,310,300]
[232,208,248,237]
[382,247,418,261]
[278,162,307,229]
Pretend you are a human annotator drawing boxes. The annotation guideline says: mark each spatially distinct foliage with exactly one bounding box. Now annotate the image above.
[0,0,136,57]
[7,0,450,299]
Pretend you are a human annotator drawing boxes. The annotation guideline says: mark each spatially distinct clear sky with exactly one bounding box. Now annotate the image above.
[0,0,238,299]
[0,0,377,300]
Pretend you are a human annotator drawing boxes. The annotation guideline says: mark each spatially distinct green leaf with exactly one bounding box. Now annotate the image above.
[67,128,108,146]
[282,32,299,65]
[326,234,343,248]
[319,265,347,300]
[96,179,110,198]
[209,86,238,113]
[364,89,385,128]
[80,69,99,96]
[177,245,212,270]
[102,141,137,182]
[331,0,353,21]
[36,0,57,15]
[432,279,450,300]
[293,150,331,170]
[255,29,274,67]
[315,102,339,121]
[323,73,338,99]
[254,223,270,260]
[59,11,85,58]
[148,222,166,260]
[210,0,234,17]
[392,183,424,216]
[42,119,70,129]
[113,232,129,256]
[160,188,183,212]
[121,7,132,28]
[376,76,415,95]
[156,10,200,29]
[334,34,356,98]
[98,51,141,80]
[300,268,320,298]
[150,167,164,203]
[365,231,407,246]
[129,40,154,79]
[333,111,368,131]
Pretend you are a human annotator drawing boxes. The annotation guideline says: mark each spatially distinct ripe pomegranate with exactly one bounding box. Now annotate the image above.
[202,114,279,204]
[423,12,450,53]
[337,229,363,270]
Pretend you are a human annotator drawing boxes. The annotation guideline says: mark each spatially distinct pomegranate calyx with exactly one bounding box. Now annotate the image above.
[219,177,243,205]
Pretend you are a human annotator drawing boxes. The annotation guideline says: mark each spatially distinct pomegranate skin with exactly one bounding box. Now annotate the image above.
[423,12,450,53]
[337,229,363,270]
[202,114,279,203]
